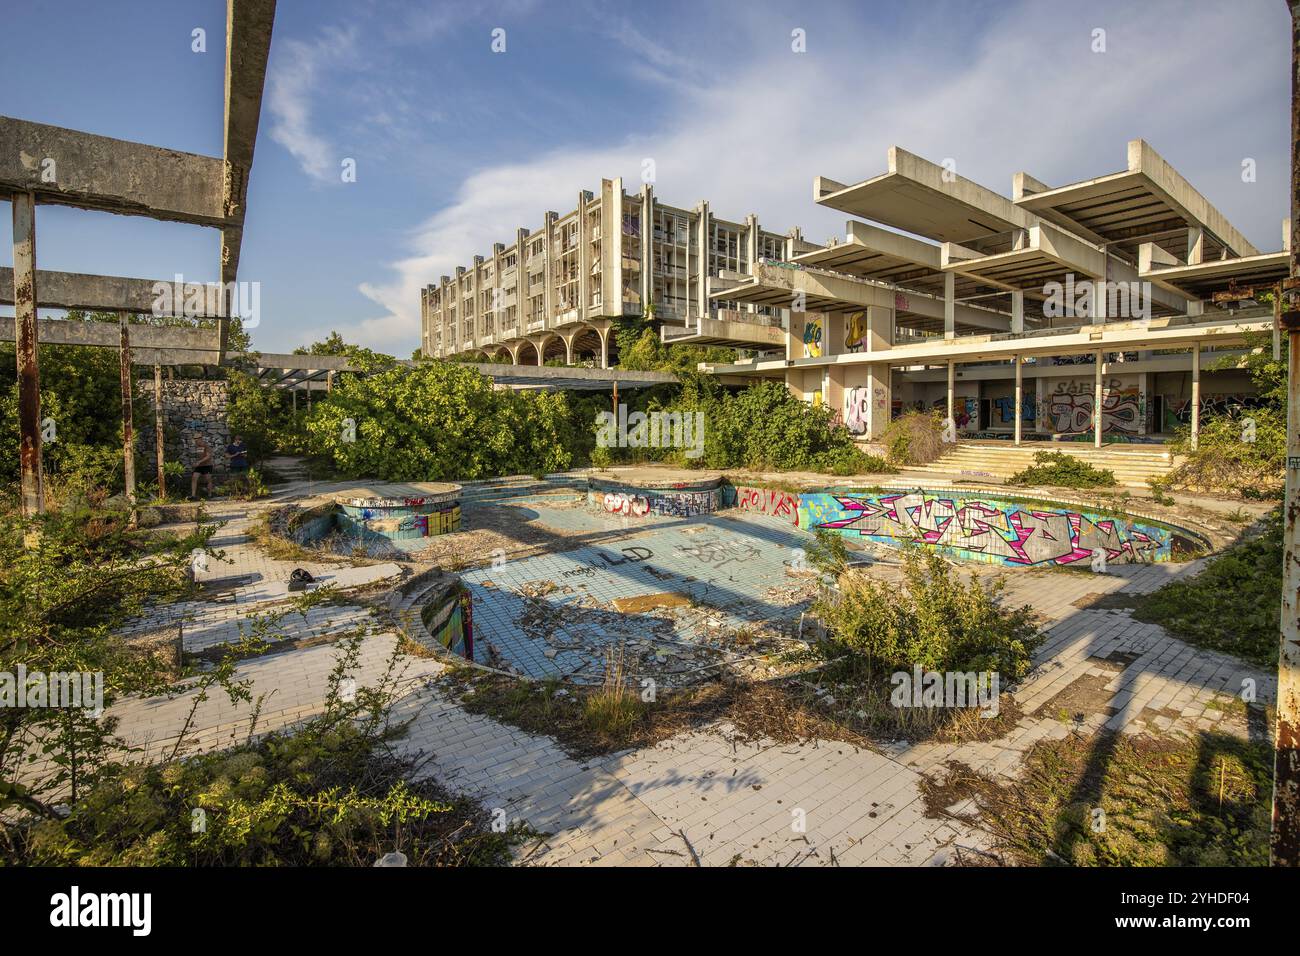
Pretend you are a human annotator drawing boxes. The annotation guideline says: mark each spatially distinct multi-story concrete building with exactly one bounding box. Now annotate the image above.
[704,140,1291,446]
[419,178,812,366]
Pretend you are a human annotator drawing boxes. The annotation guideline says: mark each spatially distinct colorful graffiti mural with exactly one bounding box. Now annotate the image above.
[733,486,800,525]
[844,311,870,353]
[800,491,1190,566]
[1162,393,1261,433]
[596,488,719,518]
[801,316,823,358]
[1047,381,1141,436]
[994,394,1035,425]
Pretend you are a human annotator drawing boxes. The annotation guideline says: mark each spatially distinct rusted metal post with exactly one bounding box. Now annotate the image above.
[154,363,165,498]
[118,312,135,512]
[1272,0,1300,867]
[12,191,44,520]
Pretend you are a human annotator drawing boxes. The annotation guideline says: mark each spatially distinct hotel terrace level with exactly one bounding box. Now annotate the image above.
[702,140,1290,447]
[419,178,814,367]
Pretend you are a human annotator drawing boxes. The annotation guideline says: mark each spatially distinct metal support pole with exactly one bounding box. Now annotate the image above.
[154,364,165,497]
[118,312,135,512]
[12,191,43,520]
[1094,349,1104,448]
[1014,354,1023,446]
[946,360,955,426]
[1191,343,1201,451]
[1271,0,1300,867]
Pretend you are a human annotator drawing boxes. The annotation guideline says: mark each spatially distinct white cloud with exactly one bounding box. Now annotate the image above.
[266,25,357,184]
[348,0,1289,353]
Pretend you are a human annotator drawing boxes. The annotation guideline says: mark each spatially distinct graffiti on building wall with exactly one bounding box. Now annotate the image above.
[845,386,869,435]
[930,397,977,429]
[1162,394,1261,432]
[801,316,823,358]
[994,395,1035,424]
[801,491,1176,566]
[844,311,870,353]
[1047,380,1141,435]
[733,485,800,525]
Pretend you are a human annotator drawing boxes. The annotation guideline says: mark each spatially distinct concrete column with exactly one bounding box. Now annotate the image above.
[1187,226,1205,265]
[1011,291,1024,335]
[640,184,654,312]
[1094,349,1104,448]
[599,328,609,369]
[1035,375,1047,434]
[946,360,955,425]
[696,200,710,319]
[1014,354,1023,446]
[1191,342,1201,450]
[865,305,894,351]
[943,272,955,340]
[577,191,590,321]
[542,212,556,329]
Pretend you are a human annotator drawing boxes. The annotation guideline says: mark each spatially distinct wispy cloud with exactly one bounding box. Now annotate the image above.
[266,25,358,184]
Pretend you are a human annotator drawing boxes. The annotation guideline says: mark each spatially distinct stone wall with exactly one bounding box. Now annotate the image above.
[135,379,230,471]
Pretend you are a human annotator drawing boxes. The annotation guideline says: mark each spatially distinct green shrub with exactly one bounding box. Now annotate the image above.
[812,548,1042,681]
[15,719,518,866]
[1133,509,1282,666]
[304,362,582,480]
[1164,409,1284,496]
[1009,451,1117,489]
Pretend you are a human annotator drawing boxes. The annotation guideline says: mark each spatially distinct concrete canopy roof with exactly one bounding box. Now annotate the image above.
[814,147,1033,245]
[1014,140,1259,260]
[709,260,893,314]
[795,220,1006,301]
[1139,248,1291,300]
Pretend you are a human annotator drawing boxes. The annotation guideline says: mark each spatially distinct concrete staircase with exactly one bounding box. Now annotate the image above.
[903,441,1177,487]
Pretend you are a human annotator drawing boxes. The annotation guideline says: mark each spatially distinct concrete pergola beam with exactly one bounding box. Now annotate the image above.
[0,267,225,317]
[0,316,221,353]
[0,117,227,225]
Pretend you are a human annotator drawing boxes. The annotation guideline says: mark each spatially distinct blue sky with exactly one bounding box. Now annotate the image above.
[1,0,1292,355]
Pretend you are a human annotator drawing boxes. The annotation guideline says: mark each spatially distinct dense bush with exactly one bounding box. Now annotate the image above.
[1134,508,1282,666]
[304,362,587,480]
[1164,409,1284,496]
[1008,451,1117,489]
[882,410,948,466]
[812,547,1042,680]
[601,380,893,474]
[1163,326,1285,495]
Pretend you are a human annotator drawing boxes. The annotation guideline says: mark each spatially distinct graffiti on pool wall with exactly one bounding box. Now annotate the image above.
[600,490,717,518]
[804,492,1169,566]
[734,486,800,525]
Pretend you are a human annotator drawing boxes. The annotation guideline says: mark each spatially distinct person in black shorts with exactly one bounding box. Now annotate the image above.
[189,434,214,500]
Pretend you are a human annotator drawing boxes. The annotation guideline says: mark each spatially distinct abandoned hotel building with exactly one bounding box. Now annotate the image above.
[420,140,1291,447]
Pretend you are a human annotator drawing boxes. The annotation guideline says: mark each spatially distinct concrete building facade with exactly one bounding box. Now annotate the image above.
[419,178,811,366]
[704,141,1290,446]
